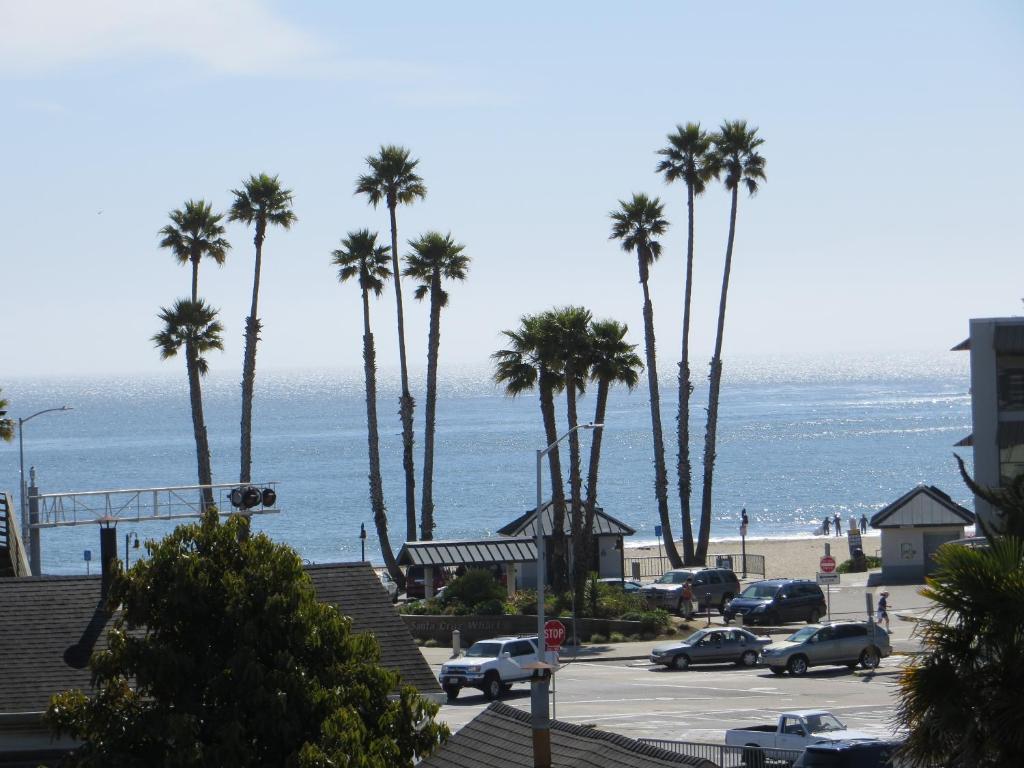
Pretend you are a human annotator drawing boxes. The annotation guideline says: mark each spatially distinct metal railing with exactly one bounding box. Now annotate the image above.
[625,552,766,580]
[641,738,801,767]
[0,491,31,577]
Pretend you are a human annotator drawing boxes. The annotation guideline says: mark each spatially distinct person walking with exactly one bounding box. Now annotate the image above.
[681,577,695,620]
[876,590,891,633]
[822,516,831,535]
[833,514,842,536]
[860,513,869,532]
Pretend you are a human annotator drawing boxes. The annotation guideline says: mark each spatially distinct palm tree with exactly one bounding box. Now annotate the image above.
[158,199,231,302]
[574,319,642,606]
[0,388,13,442]
[332,230,403,587]
[493,314,571,588]
[228,173,296,485]
[355,145,427,544]
[609,193,682,568]
[697,121,765,562]
[402,231,470,541]
[656,123,716,564]
[548,306,593,592]
[152,299,224,509]
[896,535,1024,766]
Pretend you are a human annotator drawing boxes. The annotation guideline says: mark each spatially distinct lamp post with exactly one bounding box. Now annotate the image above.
[535,422,602,663]
[125,530,139,569]
[360,523,367,562]
[18,406,72,555]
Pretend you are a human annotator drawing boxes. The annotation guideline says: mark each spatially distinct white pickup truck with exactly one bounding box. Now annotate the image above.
[725,710,877,754]
[438,636,558,702]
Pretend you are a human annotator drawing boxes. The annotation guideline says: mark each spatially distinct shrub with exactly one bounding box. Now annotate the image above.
[443,569,504,607]
[837,555,882,573]
[423,639,439,648]
[589,633,608,644]
[609,632,626,643]
[401,599,445,615]
[473,598,505,615]
[637,609,671,633]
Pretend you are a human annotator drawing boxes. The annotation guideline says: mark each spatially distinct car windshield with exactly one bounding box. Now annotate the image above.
[683,630,708,644]
[786,627,818,642]
[465,642,503,658]
[804,714,847,733]
[656,572,689,584]
[740,583,780,598]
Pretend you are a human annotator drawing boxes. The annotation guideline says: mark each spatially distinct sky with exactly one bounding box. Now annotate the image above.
[1,1,1022,378]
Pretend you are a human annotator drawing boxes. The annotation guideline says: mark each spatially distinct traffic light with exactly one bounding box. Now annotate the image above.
[228,485,277,510]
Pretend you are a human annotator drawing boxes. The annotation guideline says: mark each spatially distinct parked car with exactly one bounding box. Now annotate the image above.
[761,622,892,676]
[377,569,398,603]
[725,710,878,753]
[649,627,771,670]
[641,567,740,615]
[404,565,447,599]
[793,739,905,768]
[438,636,558,702]
[723,578,826,626]
[597,577,645,594]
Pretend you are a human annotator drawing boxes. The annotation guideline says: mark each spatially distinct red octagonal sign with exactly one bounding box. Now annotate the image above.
[819,555,837,573]
[544,619,566,651]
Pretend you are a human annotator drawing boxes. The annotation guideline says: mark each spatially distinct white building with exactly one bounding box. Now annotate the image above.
[953,316,1024,528]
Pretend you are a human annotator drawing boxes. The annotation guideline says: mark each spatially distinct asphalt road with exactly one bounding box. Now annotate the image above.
[431,655,906,744]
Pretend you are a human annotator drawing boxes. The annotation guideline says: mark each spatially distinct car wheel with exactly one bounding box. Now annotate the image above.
[444,685,460,702]
[502,683,513,692]
[738,650,759,667]
[722,613,733,625]
[806,608,820,624]
[860,647,880,670]
[719,594,733,615]
[742,744,766,768]
[483,673,503,700]
[769,666,786,676]
[787,655,809,676]
[766,611,781,626]
[671,654,690,671]
[845,661,859,670]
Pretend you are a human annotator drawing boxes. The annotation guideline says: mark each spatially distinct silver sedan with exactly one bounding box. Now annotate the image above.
[650,628,772,670]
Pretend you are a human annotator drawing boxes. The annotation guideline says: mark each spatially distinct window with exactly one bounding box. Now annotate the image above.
[510,640,534,657]
[708,571,723,584]
[834,624,866,639]
[998,365,1024,410]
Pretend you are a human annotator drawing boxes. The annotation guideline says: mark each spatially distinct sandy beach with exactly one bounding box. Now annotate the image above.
[625,533,881,581]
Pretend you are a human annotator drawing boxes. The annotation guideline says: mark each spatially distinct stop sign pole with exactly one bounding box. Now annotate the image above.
[819,553,837,621]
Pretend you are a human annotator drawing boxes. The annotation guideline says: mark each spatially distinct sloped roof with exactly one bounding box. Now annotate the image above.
[869,485,975,529]
[418,702,715,768]
[397,538,536,567]
[498,502,636,538]
[0,562,437,715]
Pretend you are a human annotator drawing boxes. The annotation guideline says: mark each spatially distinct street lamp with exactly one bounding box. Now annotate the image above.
[535,422,602,662]
[18,406,73,555]
[125,530,140,569]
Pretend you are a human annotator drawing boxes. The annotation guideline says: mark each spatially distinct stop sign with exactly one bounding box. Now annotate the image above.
[820,555,837,573]
[544,619,566,651]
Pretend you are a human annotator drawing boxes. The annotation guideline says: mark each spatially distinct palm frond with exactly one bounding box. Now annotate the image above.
[332,229,392,296]
[355,145,427,209]
[609,193,669,263]
[228,174,296,229]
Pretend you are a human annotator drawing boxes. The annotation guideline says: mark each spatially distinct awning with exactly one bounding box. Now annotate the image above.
[397,538,537,567]
[950,337,970,351]
[954,434,973,447]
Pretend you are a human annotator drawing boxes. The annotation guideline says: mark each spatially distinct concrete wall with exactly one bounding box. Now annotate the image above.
[880,525,964,584]
[400,613,654,645]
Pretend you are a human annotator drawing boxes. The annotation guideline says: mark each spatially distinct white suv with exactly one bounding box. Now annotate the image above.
[439,636,558,702]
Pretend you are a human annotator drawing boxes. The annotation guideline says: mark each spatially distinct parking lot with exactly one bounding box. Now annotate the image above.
[429,653,906,743]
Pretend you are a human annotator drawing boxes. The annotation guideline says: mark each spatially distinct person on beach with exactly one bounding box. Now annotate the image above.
[681,578,694,620]
[833,514,842,536]
[860,513,868,532]
[876,591,891,633]
[822,516,831,535]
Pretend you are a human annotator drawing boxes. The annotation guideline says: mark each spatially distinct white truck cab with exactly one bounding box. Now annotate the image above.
[438,636,558,702]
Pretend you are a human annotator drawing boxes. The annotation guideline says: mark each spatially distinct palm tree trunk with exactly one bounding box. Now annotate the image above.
[576,380,609,613]
[185,340,214,508]
[677,185,696,564]
[639,265,683,568]
[697,186,739,562]
[539,370,568,592]
[239,222,265,484]
[420,269,442,540]
[387,202,417,543]
[190,255,199,303]
[566,372,584,606]
[362,287,402,586]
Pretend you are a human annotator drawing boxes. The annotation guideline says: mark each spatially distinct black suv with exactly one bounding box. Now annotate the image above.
[723,578,826,625]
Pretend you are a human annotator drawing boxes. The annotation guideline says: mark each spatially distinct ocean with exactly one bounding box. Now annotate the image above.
[1,352,973,574]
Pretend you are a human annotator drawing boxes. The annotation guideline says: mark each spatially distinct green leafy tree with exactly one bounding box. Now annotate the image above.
[229,173,297,485]
[158,199,231,302]
[0,388,13,442]
[575,319,642,606]
[152,299,224,508]
[46,511,446,767]
[356,146,427,544]
[402,232,470,541]
[333,230,403,587]
[656,122,716,564]
[697,121,765,562]
[609,193,682,568]
[492,313,571,590]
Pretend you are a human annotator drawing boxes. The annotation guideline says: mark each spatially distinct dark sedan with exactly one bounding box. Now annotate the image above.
[650,627,771,670]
